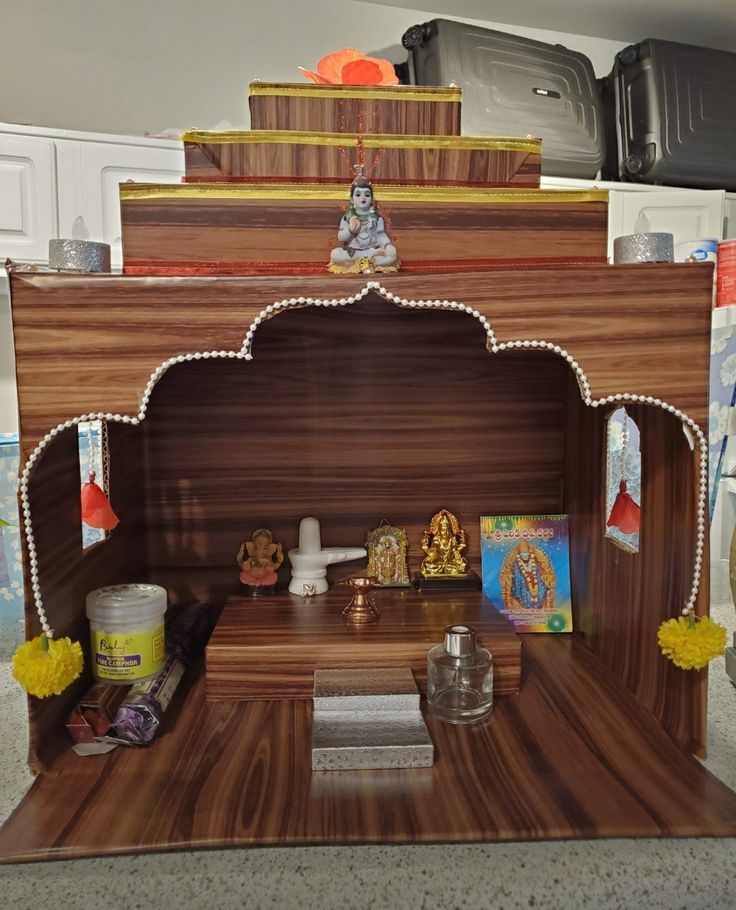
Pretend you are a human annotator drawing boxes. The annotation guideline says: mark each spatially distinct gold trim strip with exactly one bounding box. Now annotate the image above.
[180,129,541,154]
[121,183,608,205]
[248,82,462,103]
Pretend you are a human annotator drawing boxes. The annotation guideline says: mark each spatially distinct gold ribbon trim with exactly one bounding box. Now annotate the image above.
[180,129,541,154]
[248,81,462,103]
[121,183,608,205]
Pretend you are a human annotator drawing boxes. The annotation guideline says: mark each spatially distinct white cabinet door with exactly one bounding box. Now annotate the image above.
[608,189,725,259]
[56,140,184,268]
[0,136,57,262]
[0,267,18,433]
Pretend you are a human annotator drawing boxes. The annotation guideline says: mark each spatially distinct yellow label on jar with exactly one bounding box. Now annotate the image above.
[92,625,165,681]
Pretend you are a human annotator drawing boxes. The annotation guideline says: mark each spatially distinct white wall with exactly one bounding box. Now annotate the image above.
[0,0,627,136]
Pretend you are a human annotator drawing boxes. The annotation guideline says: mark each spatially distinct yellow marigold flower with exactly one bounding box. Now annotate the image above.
[12,634,83,698]
[657,614,727,671]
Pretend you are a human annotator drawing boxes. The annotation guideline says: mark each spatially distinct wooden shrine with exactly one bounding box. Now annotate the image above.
[2,77,736,862]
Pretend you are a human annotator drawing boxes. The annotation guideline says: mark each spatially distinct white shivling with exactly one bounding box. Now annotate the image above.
[288,516,366,596]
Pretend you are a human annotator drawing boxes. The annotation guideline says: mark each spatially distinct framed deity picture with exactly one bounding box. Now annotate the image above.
[479,515,573,633]
[366,521,410,587]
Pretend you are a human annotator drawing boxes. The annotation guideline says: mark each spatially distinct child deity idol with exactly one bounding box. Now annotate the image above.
[329,176,400,274]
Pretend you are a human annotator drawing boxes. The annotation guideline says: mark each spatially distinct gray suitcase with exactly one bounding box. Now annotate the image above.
[402,18,604,179]
[605,39,736,190]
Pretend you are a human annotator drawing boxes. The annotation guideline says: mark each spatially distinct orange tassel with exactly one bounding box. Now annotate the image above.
[607,479,640,535]
[81,472,119,531]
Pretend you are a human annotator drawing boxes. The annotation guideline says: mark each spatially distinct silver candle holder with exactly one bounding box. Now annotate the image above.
[613,232,674,264]
[49,239,112,273]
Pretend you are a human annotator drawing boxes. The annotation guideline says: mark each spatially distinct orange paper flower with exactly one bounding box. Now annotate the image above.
[300,48,398,86]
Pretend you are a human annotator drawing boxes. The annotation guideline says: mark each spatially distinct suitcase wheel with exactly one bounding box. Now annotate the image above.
[624,144,656,177]
[624,153,646,175]
[402,23,431,50]
[616,44,640,67]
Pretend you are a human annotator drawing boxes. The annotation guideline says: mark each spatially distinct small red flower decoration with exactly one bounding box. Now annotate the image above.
[301,48,398,86]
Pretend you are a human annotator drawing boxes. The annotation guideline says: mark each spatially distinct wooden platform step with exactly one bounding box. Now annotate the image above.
[3,635,736,863]
[181,130,542,188]
[205,590,522,700]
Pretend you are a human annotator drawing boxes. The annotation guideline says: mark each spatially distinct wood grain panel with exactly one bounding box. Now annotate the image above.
[248,84,462,135]
[182,132,541,188]
[142,302,567,607]
[565,381,708,753]
[123,225,601,264]
[9,267,711,450]
[119,190,608,274]
[23,422,148,771]
[2,634,736,863]
[206,592,522,699]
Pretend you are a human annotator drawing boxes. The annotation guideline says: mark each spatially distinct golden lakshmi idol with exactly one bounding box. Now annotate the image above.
[421,509,469,577]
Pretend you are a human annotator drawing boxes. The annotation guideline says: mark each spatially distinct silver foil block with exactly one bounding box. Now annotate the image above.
[613,232,674,264]
[725,647,736,685]
[313,668,420,713]
[49,239,112,273]
[312,711,434,771]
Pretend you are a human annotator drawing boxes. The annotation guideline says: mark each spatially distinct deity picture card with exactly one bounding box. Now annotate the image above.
[479,515,573,633]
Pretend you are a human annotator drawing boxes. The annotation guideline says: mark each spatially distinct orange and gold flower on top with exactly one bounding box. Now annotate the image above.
[300,48,399,86]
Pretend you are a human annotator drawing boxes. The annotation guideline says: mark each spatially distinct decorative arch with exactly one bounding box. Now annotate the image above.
[17,281,707,638]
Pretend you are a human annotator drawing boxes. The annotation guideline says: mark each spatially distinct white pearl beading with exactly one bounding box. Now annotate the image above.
[18,281,706,637]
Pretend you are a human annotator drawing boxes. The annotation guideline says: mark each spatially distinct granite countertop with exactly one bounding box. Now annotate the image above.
[0,570,734,910]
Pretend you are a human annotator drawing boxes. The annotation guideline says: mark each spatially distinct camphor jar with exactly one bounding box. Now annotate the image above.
[86,584,167,684]
[427,624,493,724]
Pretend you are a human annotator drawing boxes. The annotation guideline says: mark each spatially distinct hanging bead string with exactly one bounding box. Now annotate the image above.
[356,114,365,174]
[620,410,629,481]
[101,420,111,505]
[369,146,386,180]
[17,280,707,637]
[336,141,353,178]
[86,421,94,479]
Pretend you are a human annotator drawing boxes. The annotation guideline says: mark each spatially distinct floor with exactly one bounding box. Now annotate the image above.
[0,570,734,909]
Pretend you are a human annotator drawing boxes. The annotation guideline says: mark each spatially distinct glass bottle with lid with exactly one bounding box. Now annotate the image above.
[427,624,493,724]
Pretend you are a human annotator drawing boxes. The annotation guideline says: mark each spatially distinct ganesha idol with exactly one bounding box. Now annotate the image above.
[328,175,400,275]
[236,528,284,596]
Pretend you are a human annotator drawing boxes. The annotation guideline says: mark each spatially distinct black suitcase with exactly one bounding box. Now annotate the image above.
[401,18,605,179]
[603,38,736,190]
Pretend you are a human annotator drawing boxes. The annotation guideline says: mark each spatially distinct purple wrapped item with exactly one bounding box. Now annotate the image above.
[113,657,185,745]
[111,602,216,745]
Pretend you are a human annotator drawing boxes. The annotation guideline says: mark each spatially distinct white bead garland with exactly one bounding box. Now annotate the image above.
[18,281,708,635]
